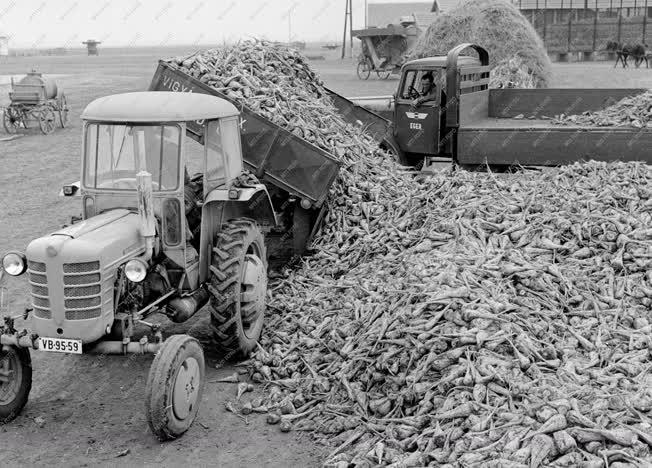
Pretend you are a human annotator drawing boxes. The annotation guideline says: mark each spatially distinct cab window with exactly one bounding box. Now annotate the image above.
[83,123,180,191]
[399,70,441,103]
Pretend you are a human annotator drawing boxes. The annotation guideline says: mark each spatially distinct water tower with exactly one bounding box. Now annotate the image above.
[82,40,101,55]
[0,34,8,57]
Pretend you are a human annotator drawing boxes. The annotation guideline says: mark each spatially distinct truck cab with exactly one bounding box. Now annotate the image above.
[392,44,490,167]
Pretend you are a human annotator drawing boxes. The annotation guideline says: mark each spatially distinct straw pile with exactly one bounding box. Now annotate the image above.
[169,42,652,467]
[553,90,652,128]
[410,0,552,89]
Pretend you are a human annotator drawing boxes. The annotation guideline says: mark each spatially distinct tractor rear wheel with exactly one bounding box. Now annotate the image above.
[208,219,267,360]
[0,345,32,423]
[145,334,204,440]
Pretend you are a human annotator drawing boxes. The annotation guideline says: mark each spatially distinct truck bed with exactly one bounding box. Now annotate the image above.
[458,117,652,165]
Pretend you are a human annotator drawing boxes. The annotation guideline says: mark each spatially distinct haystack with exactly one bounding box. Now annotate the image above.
[411,0,552,88]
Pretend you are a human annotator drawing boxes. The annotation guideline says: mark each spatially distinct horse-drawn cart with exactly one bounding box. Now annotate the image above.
[3,71,69,135]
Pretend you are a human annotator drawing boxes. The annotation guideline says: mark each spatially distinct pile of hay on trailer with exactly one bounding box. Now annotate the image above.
[411,0,552,88]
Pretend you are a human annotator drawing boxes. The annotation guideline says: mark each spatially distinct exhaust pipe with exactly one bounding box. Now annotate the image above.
[137,171,156,260]
[167,288,210,323]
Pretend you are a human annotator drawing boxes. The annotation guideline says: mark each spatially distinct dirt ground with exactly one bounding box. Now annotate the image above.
[1,47,651,467]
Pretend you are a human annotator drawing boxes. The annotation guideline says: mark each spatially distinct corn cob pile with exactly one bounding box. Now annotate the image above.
[553,90,652,128]
[170,42,652,467]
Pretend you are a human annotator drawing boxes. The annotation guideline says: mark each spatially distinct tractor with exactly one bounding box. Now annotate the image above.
[0,91,276,439]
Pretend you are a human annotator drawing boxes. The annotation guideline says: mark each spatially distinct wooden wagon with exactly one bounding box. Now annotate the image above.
[3,71,69,135]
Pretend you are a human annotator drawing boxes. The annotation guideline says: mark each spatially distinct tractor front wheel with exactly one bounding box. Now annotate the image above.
[208,219,267,360]
[145,334,205,440]
[0,345,32,423]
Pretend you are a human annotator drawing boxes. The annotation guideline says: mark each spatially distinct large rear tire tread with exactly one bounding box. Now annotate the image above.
[208,218,267,360]
[0,346,32,424]
[145,334,205,441]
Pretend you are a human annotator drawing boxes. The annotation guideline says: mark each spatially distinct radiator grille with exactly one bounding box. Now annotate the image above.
[65,297,101,309]
[29,272,47,285]
[64,285,101,297]
[63,262,100,273]
[31,285,48,296]
[64,273,100,285]
[34,308,51,319]
[28,261,46,272]
[32,297,50,308]
[62,262,102,320]
[65,309,102,320]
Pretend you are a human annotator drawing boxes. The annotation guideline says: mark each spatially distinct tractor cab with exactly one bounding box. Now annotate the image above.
[75,92,275,293]
[392,44,490,167]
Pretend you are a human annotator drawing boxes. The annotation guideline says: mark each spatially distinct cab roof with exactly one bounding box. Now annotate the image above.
[81,91,239,122]
[402,55,482,69]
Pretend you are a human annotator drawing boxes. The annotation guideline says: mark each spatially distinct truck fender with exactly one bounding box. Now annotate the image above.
[381,132,409,166]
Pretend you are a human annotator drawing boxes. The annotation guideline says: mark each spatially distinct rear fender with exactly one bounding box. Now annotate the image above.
[198,185,276,283]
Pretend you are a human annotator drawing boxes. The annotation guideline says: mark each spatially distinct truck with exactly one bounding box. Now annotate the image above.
[350,43,652,168]
[0,90,319,440]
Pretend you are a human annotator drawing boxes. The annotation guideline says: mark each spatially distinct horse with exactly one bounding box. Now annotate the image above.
[607,41,649,68]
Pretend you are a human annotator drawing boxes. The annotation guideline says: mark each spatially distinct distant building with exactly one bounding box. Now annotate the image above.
[83,40,101,56]
[367,2,434,27]
[517,0,652,22]
[367,1,461,28]
[0,35,8,56]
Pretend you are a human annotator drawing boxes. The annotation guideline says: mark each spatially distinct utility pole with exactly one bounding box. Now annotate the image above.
[341,0,353,59]
[365,0,368,28]
[288,5,293,44]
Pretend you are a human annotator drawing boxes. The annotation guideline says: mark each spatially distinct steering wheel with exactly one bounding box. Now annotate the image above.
[407,85,421,100]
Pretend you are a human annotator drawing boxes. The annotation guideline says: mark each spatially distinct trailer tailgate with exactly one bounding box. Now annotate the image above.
[149,61,340,207]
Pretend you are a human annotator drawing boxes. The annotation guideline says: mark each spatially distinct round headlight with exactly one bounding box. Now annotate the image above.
[2,252,27,276]
[124,259,147,283]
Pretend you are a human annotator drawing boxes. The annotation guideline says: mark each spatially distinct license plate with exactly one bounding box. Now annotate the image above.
[38,337,82,354]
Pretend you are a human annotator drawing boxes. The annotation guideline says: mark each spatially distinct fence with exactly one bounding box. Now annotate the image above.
[519,0,651,55]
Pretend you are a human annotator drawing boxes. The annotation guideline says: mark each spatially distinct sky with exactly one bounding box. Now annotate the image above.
[0,0,430,48]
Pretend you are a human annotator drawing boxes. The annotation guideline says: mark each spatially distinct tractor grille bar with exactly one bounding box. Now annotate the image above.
[62,261,103,321]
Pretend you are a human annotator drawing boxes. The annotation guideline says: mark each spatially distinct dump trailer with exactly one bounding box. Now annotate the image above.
[149,61,343,257]
[350,43,652,168]
[149,61,394,255]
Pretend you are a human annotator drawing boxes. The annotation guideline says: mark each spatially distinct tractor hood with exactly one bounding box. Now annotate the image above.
[53,209,133,239]
[26,209,146,268]
[25,209,147,343]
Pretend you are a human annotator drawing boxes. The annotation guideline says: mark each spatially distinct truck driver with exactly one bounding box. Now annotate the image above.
[411,72,439,109]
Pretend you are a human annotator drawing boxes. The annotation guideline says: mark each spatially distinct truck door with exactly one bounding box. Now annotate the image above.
[394,69,440,156]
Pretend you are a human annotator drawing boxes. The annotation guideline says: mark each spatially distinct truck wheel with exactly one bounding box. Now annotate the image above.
[208,219,267,359]
[0,345,32,423]
[145,334,204,440]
